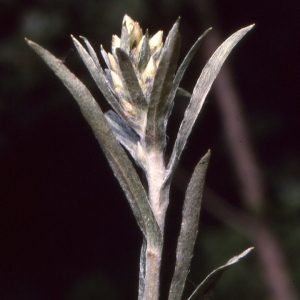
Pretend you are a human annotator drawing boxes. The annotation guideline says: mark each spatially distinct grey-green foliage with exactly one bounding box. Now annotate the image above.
[26,15,254,300]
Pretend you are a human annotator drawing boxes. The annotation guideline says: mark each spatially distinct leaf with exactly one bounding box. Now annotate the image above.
[166,24,254,180]
[169,151,210,300]
[105,110,146,169]
[115,48,148,109]
[145,19,181,150]
[25,38,162,248]
[105,110,139,146]
[164,28,212,121]
[71,36,127,122]
[138,238,147,300]
[187,247,254,300]
[136,33,150,71]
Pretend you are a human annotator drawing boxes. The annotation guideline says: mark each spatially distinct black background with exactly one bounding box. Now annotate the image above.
[1,0,300,299]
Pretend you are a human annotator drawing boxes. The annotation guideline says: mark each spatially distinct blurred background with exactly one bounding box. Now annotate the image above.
[1,0,300,299]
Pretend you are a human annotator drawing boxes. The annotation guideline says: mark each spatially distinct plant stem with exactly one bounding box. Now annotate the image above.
[143,244,163,300]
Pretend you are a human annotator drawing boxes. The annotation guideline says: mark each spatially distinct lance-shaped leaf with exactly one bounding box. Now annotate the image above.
[187,247,254,300]
[115,47,148,110]
[100,45,110,69]
[120,20,131,54]
[105,110,146,169]
[145,20,181,150]
[71,36,127,122]
[25,39,162,248]
[169,150,210,300]
[136,32,150,71]
[164,28,212,122]
[166,24,254,180]
[138,238,147,300]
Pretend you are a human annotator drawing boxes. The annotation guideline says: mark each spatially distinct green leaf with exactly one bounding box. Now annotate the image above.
[166,25,254,180]
[25,38,162,248]
[169,151,210,300]
[187,247,254,300]
[145,20,181,150]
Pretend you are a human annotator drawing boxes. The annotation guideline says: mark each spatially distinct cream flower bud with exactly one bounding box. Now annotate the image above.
[131,23,143,47]
[108,52,118,72]
[123,15,135,34]
[112,35,120,50]
[120,98,137,117]
[142,56,156,82]
[110,70,125,90]
[149,31,163,53]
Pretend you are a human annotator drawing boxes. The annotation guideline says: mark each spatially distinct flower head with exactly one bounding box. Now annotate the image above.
[97,15,181,167]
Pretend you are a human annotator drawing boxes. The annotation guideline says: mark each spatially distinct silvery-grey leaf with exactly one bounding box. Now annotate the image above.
[79,36,102,70]
[138,238,147,300]
[145,20,181,150]
[176,87,192,99]
[26,38,162,248]
[120,23,130,54]
[164,28,212,121]
[166,25,254,179]
[187,247,254,300]
[105,110,145,167]
[100,45,110,68]
[104,68,114,88]
[169,151,210,300]
[71,36,126,121]
[152,45,163,61]
[115,48,148,110]
[137,32,150,71]
[105,110,139,143]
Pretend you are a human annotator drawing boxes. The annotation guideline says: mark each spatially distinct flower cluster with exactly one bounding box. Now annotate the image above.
[97,15,181,171]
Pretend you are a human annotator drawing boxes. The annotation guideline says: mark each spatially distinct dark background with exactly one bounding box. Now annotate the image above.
[1,0,300,299]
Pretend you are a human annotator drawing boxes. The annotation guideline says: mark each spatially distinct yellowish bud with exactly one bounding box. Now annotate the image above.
[120,98,137,116]
[149,31,163,53]
[111,70,125,90]
[112,35,120,50]
[131,22,143,47]
[123,14,135,34]
[108,53,118,72]
[142,56,156,82]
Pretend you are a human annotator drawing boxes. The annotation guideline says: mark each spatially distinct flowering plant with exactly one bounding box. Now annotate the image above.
[26,15,254,300]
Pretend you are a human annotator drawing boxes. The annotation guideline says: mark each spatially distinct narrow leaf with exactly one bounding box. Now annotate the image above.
[169,150,210,300]
[137,33,150,71]
[187,247,254,300]
[138,238,147,300]
[164,28,212,121]
[115,48,148,109]
[105,110,146,169]
[145,20,181,150]
[105,110,139,147]
[120,22,130,54]
[100,45,110,68]
[167,25,254,179]
[80,36,102,69]
[176,87,192,99]
[26,39,162,247]
[71,36,127,121]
